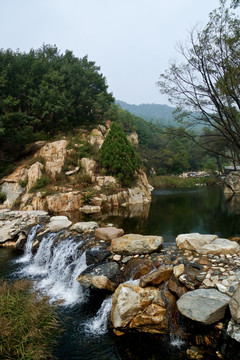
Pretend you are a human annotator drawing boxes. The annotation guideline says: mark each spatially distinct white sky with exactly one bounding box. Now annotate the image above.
[0,0,229,104]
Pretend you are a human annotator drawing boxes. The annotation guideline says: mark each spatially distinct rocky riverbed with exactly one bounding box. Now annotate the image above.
[1,209,240,359]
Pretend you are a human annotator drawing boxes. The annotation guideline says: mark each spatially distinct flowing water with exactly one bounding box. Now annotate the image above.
[1,186,240,359]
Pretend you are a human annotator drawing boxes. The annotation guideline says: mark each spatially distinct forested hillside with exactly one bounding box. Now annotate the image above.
[116,100,176,127]
[0,46,224,179]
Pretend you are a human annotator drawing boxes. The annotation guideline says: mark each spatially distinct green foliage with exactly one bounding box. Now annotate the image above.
[149,175,218,189]
[82,191,94,205]
[0,45,113,174]
[99,122,140,187]
[0,279,60,360]
[29,175,49,192]
[28,156,46,167]
[18,179,28,188]
[0,191,6,203]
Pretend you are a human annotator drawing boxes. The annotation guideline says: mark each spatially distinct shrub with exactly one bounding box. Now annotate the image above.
[82,191,94,205]
[99,122,140,187]
[29,175,49,193]
[18,179,28,188]
[0,191,6,204]
[0,279,61,360]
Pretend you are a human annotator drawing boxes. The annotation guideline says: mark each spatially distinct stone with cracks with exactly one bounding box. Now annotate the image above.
[197,238,240,256]
[111,283,169,334]
[111,234,163,255]
[177,289,230,325]
[176,233,217,251]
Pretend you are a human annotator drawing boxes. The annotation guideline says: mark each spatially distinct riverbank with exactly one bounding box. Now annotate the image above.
[149,175,220,189]
[1,210,240,359]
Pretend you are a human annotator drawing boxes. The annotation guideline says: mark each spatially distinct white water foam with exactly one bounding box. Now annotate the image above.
[170,333,185,347]
[19,231,88,306]
[85,297,112,335]
[16,224,42,263]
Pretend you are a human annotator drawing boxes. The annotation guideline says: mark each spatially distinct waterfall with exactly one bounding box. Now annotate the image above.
[16,224,42,263]
[84,297,112,335]
[18,230,88,306]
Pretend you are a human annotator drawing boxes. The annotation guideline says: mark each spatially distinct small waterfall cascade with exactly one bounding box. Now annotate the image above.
[18,230,88,306]
[85,297,112,335]
[16,224,42,263]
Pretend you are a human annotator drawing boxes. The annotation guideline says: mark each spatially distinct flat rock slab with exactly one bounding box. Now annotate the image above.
[111,234,163,255]
[0,219,19,243]
[95,227,124,241]
[229,284,240,323]
[140,266,173,288]
[197,238,240,255]
[177,289,230,325]
[47,216,72,232]
[70,221,98,233]
[176,233,217,251]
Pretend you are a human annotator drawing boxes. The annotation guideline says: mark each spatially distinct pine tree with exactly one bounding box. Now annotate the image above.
[99,122,139,187]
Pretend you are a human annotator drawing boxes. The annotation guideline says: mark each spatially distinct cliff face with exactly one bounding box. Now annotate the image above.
[0,124,152,214]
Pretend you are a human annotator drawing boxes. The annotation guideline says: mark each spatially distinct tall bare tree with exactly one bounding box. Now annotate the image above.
[157,1,240,166]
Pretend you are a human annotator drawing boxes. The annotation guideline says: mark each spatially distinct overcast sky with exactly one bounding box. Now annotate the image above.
[0,0,229,105]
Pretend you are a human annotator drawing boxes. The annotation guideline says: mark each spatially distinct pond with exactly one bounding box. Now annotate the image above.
[1,185,240,360]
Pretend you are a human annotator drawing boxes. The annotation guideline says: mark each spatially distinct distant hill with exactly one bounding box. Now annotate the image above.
[116,100,178,127]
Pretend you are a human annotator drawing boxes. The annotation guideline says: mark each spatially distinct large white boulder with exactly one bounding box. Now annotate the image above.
[111,234,163,255]
[197,238,240,256]
[47,216,72,232]
[176,233,217,251]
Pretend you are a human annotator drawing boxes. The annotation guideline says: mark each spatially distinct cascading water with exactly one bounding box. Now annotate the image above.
[17,230,88,306]
[84,296,112,335]
[16,224,42,263]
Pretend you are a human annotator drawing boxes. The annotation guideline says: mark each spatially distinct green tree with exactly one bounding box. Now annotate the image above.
[99,122,139,187]
[157,1,240,165]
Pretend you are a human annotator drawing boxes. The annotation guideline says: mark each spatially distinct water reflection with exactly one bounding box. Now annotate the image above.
[60,187,240,244]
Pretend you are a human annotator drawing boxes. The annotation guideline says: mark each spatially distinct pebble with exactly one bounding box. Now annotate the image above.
[216,283,228,293]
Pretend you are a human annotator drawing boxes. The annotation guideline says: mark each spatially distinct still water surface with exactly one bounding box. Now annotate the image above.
[1,186,240,360]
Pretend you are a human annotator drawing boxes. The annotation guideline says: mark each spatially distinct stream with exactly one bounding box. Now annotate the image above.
[1,186,240,359]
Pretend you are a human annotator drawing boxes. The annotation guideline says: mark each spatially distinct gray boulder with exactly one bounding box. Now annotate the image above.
[176,233,217,251]
[86,248,111,266]
[70,221,98,233]
[177,289,230,325]
[227,319,240,342]
[197,238,240,255]
[77,262,119,290]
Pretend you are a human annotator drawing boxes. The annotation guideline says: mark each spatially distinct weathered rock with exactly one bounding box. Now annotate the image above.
[178,274,199,291]
[140,266,173,288]
[224,171,240,194]
[177,289,230,325]
[123,258,155,281]
[15,232,27,250]
[96,176,116,187]
[77,274,116,291]
[91,197,102,206]
[111,234,163,255]
[198,238,240,255]
[168,279,187,298]
[80,158,97,177]
[0,219,19,243]
[111,283,168,333]
[86,249,111,266]
[95,227,124,241]
[65,167,79,176]
[36,140,68,179]
[1,182,25,207]
[88,128,105,150]
[47,216,72,232]
[127,132,139,146]
[173,264,185,278]
[229,284,240,323]
[70,221,98,233]
[26,162,44,192]
[227,318,240,342]
[176,233,218,251]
